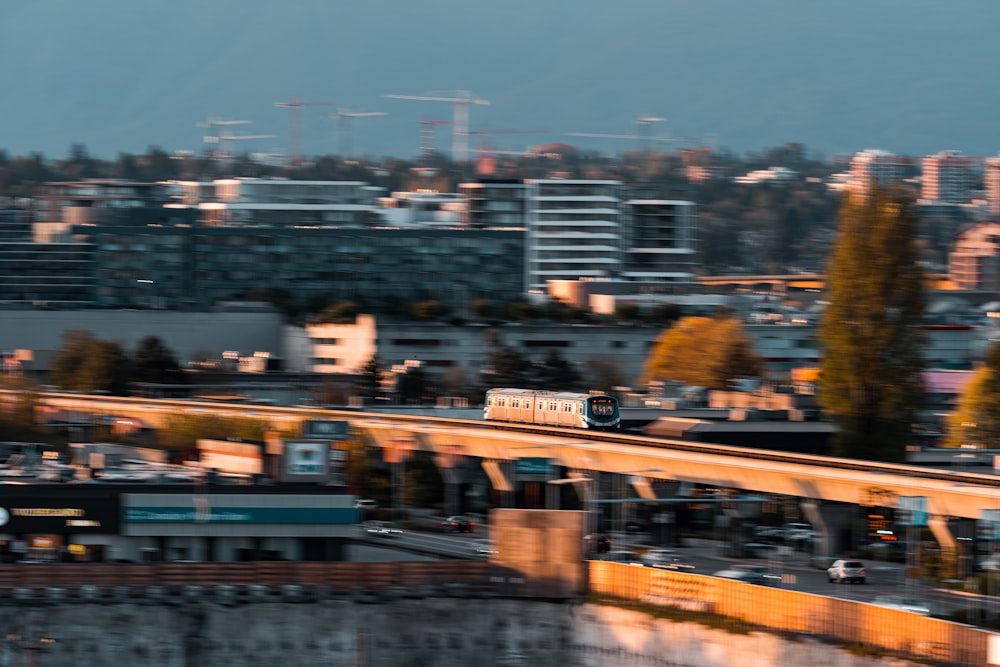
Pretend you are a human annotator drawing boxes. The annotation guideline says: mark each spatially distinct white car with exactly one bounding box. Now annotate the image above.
[363,521,402,537]
[827,559,866,584]
[470,540,497,557]
[639,549,695,571]
[354,499,378,510]
[873,595,932,615]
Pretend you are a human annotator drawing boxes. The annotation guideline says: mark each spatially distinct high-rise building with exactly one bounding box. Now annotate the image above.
[523,179,623,294]
[849,149,905,194]
[985,155,1000,217]
[621,200,697,284]
[921,151,976,204]
[948,221,1000,290]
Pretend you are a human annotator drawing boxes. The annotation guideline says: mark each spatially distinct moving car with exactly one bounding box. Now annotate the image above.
[639,549,696,571]
[354,499,378,510]
[600,550,644,566]
[584,533,611,554]
[441,515,476,533]
[712,565,768,584]
[363,521,402,537]
[872,595,932,615]
[827,559,866,584]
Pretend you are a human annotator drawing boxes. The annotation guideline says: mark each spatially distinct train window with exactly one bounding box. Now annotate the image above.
[512,399,519,408]
[524,400,531,409]
[549,401,557,411]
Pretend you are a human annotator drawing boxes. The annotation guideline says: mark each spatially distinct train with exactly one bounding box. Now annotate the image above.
[483,388,621,430]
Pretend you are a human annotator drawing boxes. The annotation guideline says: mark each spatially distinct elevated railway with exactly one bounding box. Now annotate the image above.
[8,390,1000,522]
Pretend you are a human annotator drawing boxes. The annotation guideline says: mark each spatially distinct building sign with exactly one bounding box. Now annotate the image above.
[124,507,354,524]
[303,420,349,440]
[284,441,328,476]
[897,496,928,527]
[0,499,118,534]
[515,457,552,476]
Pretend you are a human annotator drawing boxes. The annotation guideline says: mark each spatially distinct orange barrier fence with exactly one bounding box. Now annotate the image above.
[588,561,993,667]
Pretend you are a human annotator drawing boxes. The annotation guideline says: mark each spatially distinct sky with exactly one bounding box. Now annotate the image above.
[0,0,997,162]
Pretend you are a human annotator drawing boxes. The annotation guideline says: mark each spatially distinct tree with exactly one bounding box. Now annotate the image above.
[50,330,130,395]
[411,299,452,321]
[532,348,581,390]
[818,187,925,462]
[640,316,762,389]
[132,335,186,386]
[945,344,1000,449]
[355,356,381,400]
[483,345,532,388]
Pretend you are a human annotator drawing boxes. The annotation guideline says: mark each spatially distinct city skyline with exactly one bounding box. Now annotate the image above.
[0,1,998,161]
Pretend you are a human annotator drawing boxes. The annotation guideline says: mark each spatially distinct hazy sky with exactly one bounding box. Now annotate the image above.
[1,0,997,162]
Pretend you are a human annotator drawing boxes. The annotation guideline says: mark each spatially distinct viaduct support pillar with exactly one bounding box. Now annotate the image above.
[801,500,854,560]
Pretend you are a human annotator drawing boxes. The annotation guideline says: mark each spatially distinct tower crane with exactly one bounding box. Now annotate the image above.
[384,91,490,163]
[417,119,451,160]
[197,117,275,160]
[569,114,694,153]
[323,108,388,157]
[273,97,336,165]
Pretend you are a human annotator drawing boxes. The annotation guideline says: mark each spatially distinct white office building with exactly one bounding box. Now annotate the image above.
[523,179,623,294]
[621,200,697,283]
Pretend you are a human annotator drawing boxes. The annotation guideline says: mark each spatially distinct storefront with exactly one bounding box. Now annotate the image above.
[0,492,119,562]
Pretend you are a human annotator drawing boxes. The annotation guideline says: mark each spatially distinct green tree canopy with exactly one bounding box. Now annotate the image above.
[818,187,926,462]
[945,344,1000,449]
[640,316,762,389]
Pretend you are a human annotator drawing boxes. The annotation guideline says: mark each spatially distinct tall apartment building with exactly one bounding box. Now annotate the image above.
[849,149,905,194]
[986,155,1000,217]
[621,200,697,283]
[921,151,976,204]
[948,221,1000,291]
[523,179,623,294]
[458,178,527,229]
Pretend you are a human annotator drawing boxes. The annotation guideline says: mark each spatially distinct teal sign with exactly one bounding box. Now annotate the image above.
[515,457,552,475]
[125,507,356,524]
[897,496,928,527]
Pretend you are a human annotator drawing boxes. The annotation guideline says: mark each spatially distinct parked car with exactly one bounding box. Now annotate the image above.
[584,533,611,554]
[354,499,378,510]
[827,559,867,584]
[441,515,475,533]
[639,549,696,571]
[363,520,403,537]
[713,564,767,585]
[872,595,932,616]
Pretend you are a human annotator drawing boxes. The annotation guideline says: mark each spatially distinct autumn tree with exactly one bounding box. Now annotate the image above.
[50,330,130,395]
[945,343,1000,449]
[819,187,925,462]
[640,316,762,389]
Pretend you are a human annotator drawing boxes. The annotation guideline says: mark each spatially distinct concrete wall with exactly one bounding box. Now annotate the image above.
[0,600,923,667]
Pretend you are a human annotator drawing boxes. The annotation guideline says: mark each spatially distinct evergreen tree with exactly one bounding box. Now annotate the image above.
[483,345,532,388]
[945,343,1000,449]
[355,356,382,400]
[132,335,186,386]
[532,348,581,390]
[819,187,926,462]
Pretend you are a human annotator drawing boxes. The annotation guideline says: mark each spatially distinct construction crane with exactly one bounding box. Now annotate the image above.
[323,108,387,157]
[569,114,694,153]
[417,119,451,160]
[197,117,275,160]
[384,91,489,162]
[273,97,336,165]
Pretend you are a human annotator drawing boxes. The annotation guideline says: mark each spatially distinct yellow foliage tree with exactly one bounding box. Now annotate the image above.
[640,316,762,389]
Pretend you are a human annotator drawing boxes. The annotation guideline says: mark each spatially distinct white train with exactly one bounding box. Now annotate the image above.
[483,388,621,430]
